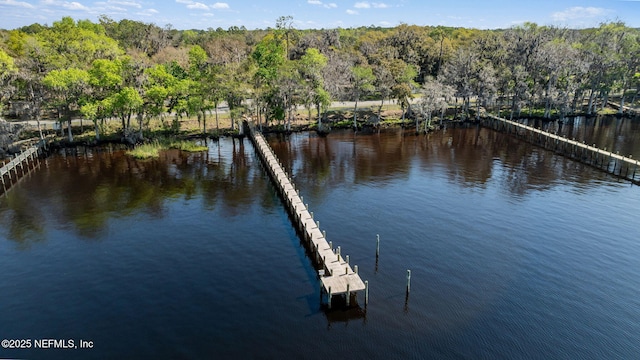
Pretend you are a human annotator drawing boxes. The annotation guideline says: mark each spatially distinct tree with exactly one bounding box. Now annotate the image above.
[418,78,455,132]
[187,45,211,134]
[221,61,251,131]
[314,87,331,130]
[298,48,328,125]
[471,61,497,120]
[275,15,296,59]
[0,49,17,112]
[441,48,477,119]
[108,86,143,136]
[252,32,287,126]
[42,68,90,141]
[80,98,111,140]
[389,59,418,120]
[12,32,49,141]
[84,58,125,139]
[39,17,121,71]
[349,65,375,129]
[142,64,174,128]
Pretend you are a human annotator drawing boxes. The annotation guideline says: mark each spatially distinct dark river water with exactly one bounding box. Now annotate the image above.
[1,119,640,359]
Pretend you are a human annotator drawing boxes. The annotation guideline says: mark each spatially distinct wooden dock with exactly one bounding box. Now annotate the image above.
[483,115,640,183]
[0,146,41,194]
[247,126,367,309]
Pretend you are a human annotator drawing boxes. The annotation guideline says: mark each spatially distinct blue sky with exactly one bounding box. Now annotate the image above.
[0,0,639,30]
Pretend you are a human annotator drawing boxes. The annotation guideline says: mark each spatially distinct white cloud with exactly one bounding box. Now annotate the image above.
[212,2,229,9]
[551,7,611,21]
[107,0,141,8]
[354,1,388,9]
[136,8,158,16]
[94,3,127,12]
[39,0,91,11]
[63,1,89,10]
[187,2,209,10]
[0,0,35,8]
[308,0,337,9]
[346,9,358,14]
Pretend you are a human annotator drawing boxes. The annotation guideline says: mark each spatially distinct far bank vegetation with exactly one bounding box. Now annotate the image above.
[0,16,638,148]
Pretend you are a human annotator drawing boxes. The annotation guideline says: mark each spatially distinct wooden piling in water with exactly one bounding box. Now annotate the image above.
[365,280,369,306]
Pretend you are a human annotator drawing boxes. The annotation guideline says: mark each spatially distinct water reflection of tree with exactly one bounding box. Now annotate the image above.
[271,128,613,200]
[0,138,275,243]
[0,190,46,248]
[269,131,414,200]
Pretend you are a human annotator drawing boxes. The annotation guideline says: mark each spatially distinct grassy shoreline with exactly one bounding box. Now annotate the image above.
[127,139,209,159]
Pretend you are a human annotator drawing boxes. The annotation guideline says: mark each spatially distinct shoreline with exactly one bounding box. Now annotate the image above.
[3,109,638,157]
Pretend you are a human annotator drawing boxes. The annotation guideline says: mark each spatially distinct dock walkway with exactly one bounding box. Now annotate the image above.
[484,115,640,183]
[248,127,366,308]
[0,146,40,194]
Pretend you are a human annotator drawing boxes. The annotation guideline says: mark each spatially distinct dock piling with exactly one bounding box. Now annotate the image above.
[346,284,350,306]
[365,281,369,306]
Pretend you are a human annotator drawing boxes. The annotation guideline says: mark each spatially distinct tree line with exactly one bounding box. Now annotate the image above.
[0,16,638,142]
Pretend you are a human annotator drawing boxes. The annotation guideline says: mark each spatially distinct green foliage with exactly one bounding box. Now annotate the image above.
[89,59,123,89]
[38,16,122,70]
[188,45,208,71]
[351,65,376,97]
[126,140,207,159]
[43,68,89,90]
[252,33,286,83]
[0,48,17,79]
[126,141,162,159]
[169,140,208,152]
